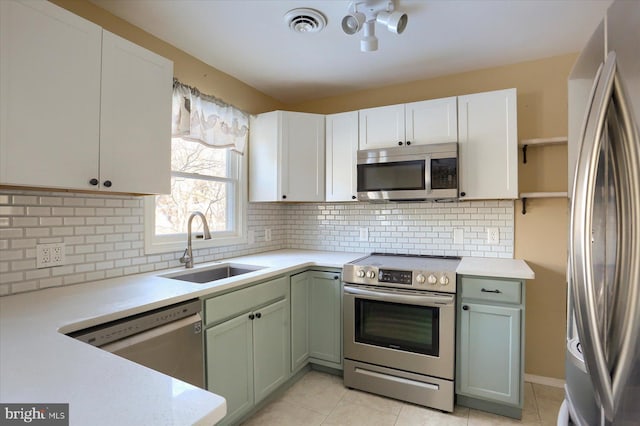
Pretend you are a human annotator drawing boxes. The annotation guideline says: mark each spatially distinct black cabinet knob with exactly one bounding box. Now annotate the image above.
[460,192,466,197]
[398,141,403,146]
[103,180,112,188]
[352,195,357,200]
[249,314,255,320]
[89,178,99,186]
[282,195,287,199]
[255,312,262,319]
[334,276,339,280]
[462,305,469,311]
[406,141,411,146]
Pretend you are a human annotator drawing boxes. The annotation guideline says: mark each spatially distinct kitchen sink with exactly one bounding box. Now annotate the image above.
[164,263,266,284]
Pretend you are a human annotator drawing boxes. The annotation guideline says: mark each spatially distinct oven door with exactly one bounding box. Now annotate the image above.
[343,285,455,379]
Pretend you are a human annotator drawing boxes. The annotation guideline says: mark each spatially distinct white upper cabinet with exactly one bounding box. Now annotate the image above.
[405,97,458,145]
[0,0,102,190]
[359,104,405,149]
[359,97,458,150]
[100,31,172,194]
[458,88,518,200]
[326,111,358,202]
[0,0,172,194]
[249,111,325,202]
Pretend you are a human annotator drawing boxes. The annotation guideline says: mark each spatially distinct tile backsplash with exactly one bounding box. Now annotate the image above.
[0,190,513,296]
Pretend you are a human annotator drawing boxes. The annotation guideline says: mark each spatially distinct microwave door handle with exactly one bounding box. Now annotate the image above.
[425,155,432,194]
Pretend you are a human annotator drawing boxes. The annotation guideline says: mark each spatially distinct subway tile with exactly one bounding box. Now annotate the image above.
[10,238,36,249]
[0,206,25,215]
[25,228,50,238]
[26,206,51,216]
[0,195,10,204]
[12,195,38,205]
[10,280,38,293]
[51,207,74,216]
[0,228,23,239]
[26,269,50,281]
[39,196,63,206]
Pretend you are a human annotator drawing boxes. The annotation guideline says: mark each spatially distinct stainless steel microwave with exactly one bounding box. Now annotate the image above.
[357,143,458,201]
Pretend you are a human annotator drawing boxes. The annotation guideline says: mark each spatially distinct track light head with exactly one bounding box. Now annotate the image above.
[360,20,378,51]
[341,11,366,35]
[376,10,408,34]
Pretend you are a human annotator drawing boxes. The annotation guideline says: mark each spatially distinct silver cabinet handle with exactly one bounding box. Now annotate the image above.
[570,51,616,420]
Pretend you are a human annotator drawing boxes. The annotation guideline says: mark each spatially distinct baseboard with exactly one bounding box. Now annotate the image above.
[525,373,565,388]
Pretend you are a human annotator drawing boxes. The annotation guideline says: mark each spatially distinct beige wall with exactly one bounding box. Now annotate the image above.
[50,0,284,115]
[52,0,572,379]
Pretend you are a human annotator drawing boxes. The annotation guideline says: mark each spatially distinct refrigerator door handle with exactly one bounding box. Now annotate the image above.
[609,68,640,419]
[570,51,617,420]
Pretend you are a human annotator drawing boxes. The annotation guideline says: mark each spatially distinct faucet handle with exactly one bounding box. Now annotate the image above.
[179,248,190,264]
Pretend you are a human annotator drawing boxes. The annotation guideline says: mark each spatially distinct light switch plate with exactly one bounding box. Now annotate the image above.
[453,228,464,245]
[37,243,66,268]
[359,228,369,242]
[264,228,272,242]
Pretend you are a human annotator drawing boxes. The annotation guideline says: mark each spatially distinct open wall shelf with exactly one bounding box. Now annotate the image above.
[519,192,568,214]
[519,136,568,163]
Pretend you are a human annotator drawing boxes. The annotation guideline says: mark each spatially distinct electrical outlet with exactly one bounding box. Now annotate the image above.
[487,228,500,245]
[37,243,65,268]
[264,228,272,242]
[359,228,369,242]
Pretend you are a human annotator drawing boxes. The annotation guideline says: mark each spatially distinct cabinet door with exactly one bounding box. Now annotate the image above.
[0,0,101,190]
[359,104,405,149]
[248,111,279,202]
[326,111,358,202]
[458,302,521,405]
[290,272,310,372]
[281,112,325,201]
[253,298,290,404]
[458,89,518,199]
[100,31,172,194]
[205,313,254,423]
[309,271,342,365]
[405,97,458,145]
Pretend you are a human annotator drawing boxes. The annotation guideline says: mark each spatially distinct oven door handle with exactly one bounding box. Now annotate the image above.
[344,285,454,306]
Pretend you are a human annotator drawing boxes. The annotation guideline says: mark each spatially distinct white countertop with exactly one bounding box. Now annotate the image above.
[457,257,535,280]
[0,249,532,425]
[0,249,364,426]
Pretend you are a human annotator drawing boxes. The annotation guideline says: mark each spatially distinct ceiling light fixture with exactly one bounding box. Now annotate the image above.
[341,0,408,52]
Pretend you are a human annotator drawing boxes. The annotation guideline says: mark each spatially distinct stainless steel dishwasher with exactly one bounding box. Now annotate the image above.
[70,299,204,388]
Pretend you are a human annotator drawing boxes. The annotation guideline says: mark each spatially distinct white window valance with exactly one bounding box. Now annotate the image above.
[171,80,249,154]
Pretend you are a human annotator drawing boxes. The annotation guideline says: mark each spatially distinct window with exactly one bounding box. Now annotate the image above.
[144,81,248,254]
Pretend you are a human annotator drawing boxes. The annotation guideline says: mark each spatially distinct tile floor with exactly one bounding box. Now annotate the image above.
[242,370,564,426]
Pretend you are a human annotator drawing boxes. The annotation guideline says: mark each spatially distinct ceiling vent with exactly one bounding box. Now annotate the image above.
[284,8,327,33]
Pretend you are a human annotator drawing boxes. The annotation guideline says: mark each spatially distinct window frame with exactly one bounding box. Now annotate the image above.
[144,144,247,255]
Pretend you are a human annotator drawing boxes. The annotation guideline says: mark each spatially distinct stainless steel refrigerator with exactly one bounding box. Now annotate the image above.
[562,0,640,425]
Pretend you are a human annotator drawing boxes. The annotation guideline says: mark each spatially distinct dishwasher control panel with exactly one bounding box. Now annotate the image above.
[68,299,201,347]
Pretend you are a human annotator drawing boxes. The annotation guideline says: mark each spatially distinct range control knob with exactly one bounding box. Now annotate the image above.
[416,274,426,284]
[366,270,376,279]
[440,275,450,286]
[356,270,365,278]
[428,274,437,285]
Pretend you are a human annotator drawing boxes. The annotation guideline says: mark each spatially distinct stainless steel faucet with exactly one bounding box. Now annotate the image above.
[179,211,212,269]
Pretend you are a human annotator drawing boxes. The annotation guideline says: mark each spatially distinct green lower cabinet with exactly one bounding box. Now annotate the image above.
[290,272,311,372]
[456,275,526,420]
[253,298,290,403]
[290,269,342,372]
[203,276,290,425]
[309,271,342,365]
[458,303,521,404]
[205,314,254,422]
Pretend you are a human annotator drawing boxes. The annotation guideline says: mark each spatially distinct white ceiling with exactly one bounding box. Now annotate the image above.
[90,0,612,104]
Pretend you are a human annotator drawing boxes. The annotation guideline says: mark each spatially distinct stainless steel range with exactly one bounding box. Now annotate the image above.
[342,253,460,412]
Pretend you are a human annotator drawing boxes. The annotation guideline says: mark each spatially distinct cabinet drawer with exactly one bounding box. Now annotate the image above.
[205,276,288,326]
[460,276,522,304]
